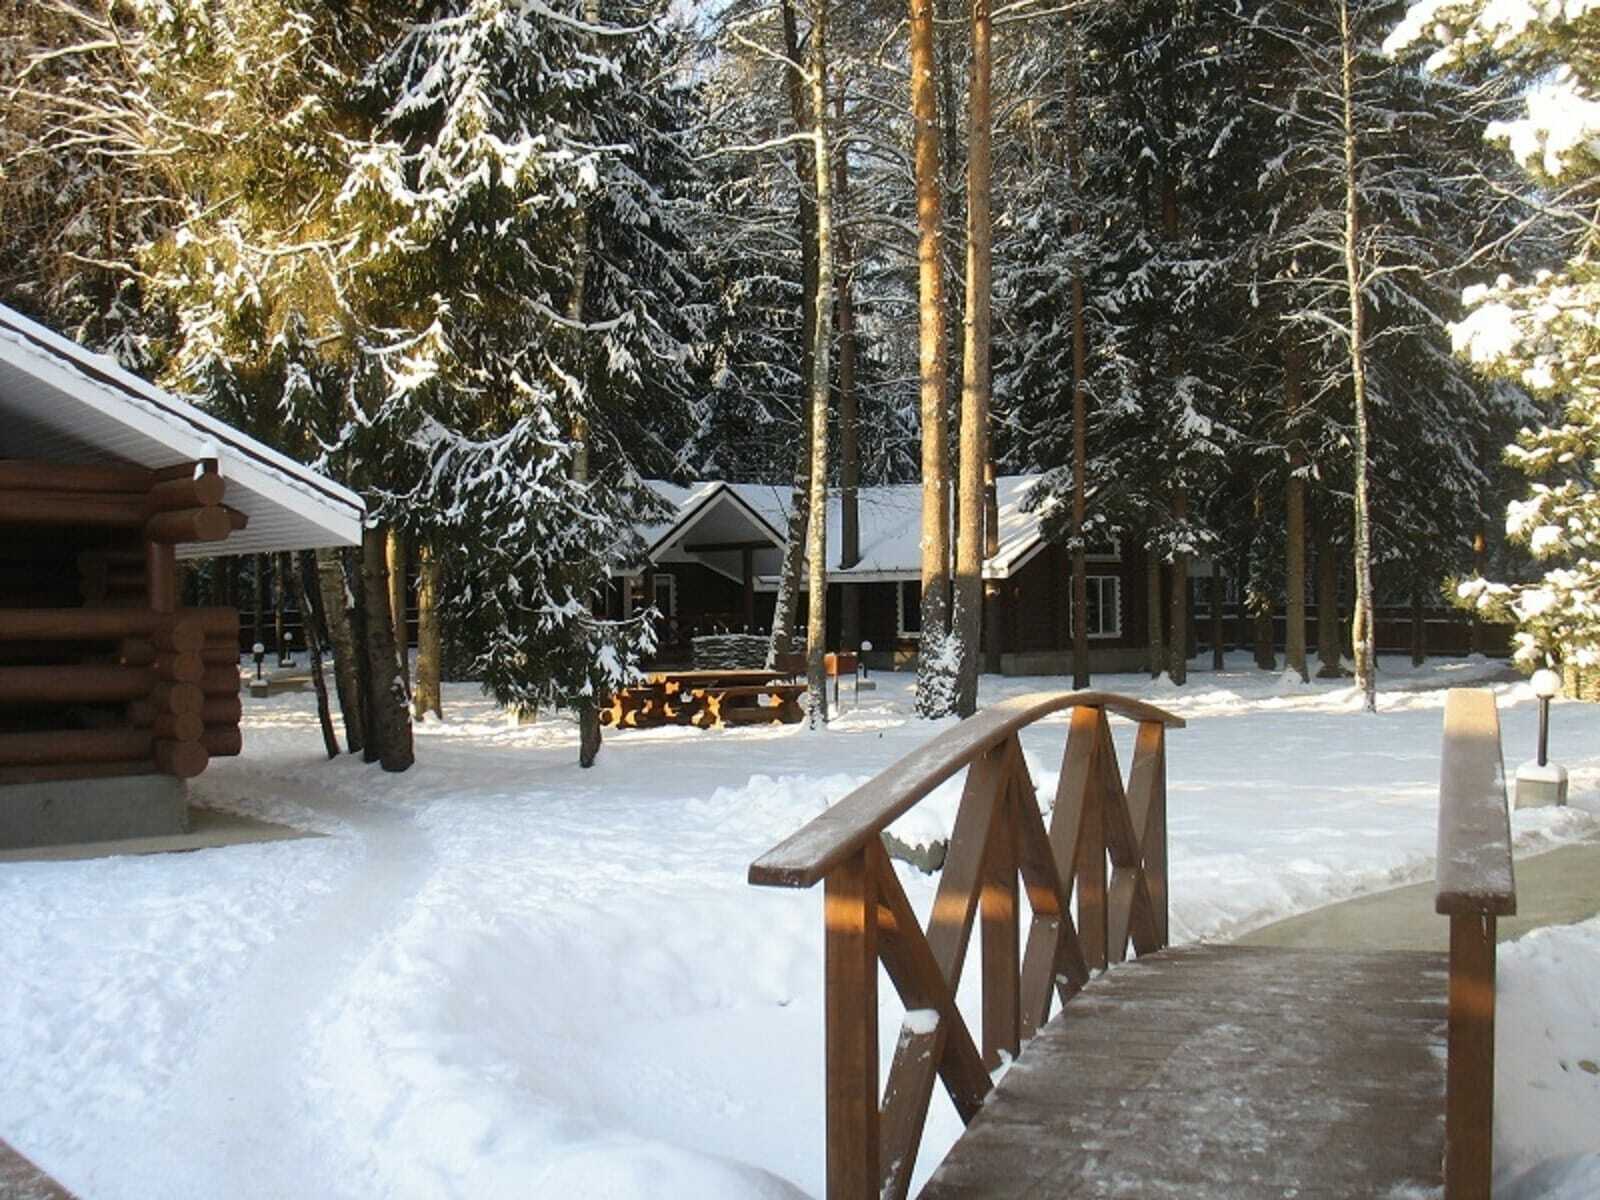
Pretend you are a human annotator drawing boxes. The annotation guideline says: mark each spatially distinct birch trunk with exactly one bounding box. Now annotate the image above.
[953,0,993,718]
[315,547,364,754]
[1284,344,1309,682]
[414,542,443,720]
[767,0,820,669]
[835,86,862,654]
[296,551,339,758]
[387,527,408,688]
[910,0,953,717]
[803,0,836,730]
[1339,0,1377,712]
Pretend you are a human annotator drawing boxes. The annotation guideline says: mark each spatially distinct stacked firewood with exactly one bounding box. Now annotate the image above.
[0,459,244,785]
[691,633,769,670]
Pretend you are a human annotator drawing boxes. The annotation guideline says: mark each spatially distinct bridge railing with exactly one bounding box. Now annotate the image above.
[749,691,1184,1200]
[1436,688,1517,1200]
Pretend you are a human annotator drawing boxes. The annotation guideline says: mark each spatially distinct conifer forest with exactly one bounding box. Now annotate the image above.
[3,0,1597,765]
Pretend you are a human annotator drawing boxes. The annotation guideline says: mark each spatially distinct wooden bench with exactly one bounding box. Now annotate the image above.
[693,683,805,727]
[747,687,1515,1199]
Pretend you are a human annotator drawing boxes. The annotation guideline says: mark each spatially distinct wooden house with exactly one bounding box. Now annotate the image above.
[611,477,1150,674]
[0,304,363,849]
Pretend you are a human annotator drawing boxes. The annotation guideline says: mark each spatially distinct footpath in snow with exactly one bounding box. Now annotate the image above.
[1,654,1596,1198]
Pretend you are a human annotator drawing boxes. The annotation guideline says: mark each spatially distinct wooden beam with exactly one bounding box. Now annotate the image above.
[683,539,775,553]
[0,728,152,766]
[0,460,154,492]
[145,506,232,544]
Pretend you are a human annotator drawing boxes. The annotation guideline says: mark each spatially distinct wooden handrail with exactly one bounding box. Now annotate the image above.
[749,691,1181,1199]
[750,691,1183,889]
[1436,688,1516,1200]
[1437,688,1516,916]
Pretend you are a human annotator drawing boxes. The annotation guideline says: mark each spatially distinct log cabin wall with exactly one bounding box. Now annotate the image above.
[0,458,244,796]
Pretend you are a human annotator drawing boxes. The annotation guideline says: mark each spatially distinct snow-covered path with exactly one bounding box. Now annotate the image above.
[2,656,1596,1199]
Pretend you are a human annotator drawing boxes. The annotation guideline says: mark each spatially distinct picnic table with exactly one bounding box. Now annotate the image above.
[600,668,805,730]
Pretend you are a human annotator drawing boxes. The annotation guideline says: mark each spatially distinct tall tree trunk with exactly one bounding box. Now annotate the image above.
[1284,343,1309,682]
[804,3,836,730]
[1339,0,1377,712]
[251,553,264,659]
[347,549,376,759]
[910,0,953,716]
[360,524,414,771]
[836,85,863,655]
[768,0,820,669]
[414,541,443,720]
[387,527,409,688]
[1253,491,1277,670]
[316,548,364,754]
[296,551,340,759]
[1210,570,1225,670]
[954,0,993,718]
[1410,582,1426,667]
[1168,488,1189,685]
[1146,553,1165,678]
[273,552,287,665]
[1068,17,1091,691]
[1315,512,1344,677]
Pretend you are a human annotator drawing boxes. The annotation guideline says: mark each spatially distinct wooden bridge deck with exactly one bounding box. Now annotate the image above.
[921,944,1449,1198]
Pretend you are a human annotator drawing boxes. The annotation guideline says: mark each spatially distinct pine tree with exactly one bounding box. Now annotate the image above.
[1391,0,1600,672]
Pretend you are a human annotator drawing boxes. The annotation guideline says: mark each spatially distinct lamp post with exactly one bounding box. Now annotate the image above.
[1515,668,1568,808]
[858,639,877,692]
[250,641,270,699]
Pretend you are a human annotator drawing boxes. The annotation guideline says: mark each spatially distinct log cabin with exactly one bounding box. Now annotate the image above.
[0,303,363,849]
[608,477,1151,673]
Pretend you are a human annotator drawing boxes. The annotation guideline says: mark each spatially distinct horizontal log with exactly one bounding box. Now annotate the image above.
[127,683,204,724]
[200,695,242,725]
[152,618,204,654]
[153,461,209,483]
[201,726,242,757]
[0,491,145,528]
[0,759,158,787]
[119,638,157,667]
[153,652,203,685]
[145,507,231,545]
[201,665,241,694]
[0,728,152,767]
[225,506,249,531]
[0,665,153,705]
[80,547,145,568]
[201,646,240,667]
[146,473,225,514]
[0,460,155,493]
[154,738,207,779]
[152,712,204,742]
[191,608,242,637]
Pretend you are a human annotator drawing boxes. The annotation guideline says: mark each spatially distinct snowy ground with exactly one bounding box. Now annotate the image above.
[2,653,1597,1199]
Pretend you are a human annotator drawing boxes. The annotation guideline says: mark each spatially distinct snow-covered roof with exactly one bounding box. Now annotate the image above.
[640,474,1055,581]
[0,304,364,558]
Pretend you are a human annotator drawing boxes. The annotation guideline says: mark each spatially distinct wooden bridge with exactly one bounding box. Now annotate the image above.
[750,688,1512,1199]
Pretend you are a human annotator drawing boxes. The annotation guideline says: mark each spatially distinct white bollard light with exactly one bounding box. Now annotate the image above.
[1515,668,1568,808]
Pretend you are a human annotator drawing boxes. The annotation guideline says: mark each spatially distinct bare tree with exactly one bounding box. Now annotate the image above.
[910,0,954,717]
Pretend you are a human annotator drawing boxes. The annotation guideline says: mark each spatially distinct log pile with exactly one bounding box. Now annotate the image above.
[0,459,245,786]
[691,633,770,670]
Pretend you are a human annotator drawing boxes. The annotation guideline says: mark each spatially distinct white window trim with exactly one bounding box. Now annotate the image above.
[896,579,921,640]
[1070,574,1122,640]
[651,572,677,619]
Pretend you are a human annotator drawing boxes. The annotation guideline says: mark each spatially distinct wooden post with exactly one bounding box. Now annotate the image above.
[145,542,177,613]
[824,850,879,1199]
[1077,711,1109,971]
[980,789,1020,1068]
[742,547,755,631]
[1445,912,1496,1199]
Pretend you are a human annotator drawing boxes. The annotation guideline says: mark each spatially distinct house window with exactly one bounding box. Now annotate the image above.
[651,572,677,619]
[1071,575,1121,639]
[897,580,922,639]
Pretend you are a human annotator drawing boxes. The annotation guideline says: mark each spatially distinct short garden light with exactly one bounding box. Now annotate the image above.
[858,639,877,692]
[1514,668,1568,808]
[250,641,271,699]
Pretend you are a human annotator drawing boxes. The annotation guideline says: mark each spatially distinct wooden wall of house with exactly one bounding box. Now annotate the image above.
[1002,542,1149,655]
[0,459,243,787]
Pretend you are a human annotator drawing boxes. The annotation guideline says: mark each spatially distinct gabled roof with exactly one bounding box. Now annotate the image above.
[641,474,1057,581]
[0,305,363,557]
